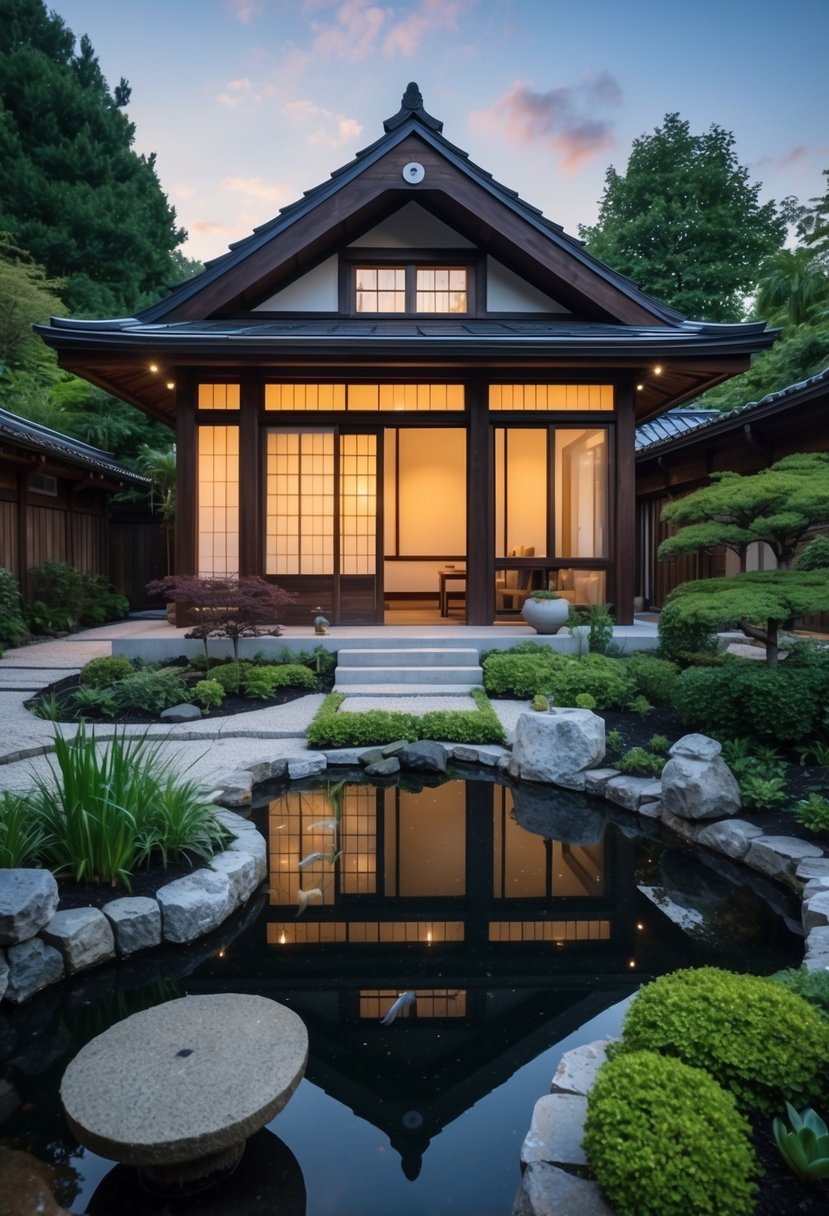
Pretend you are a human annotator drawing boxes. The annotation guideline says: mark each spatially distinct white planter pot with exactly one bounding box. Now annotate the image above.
[521,596,569,634]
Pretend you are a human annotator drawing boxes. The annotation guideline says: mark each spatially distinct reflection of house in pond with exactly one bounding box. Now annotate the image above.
[259,778,639,1178]
[266,779,627,953]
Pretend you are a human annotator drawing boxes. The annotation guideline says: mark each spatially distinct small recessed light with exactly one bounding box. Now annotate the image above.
[149,363,159,373]
[636,383,644,391]
[653,364,663,376]
[166,381,175,390]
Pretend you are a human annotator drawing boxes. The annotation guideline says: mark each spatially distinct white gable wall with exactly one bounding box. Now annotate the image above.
[486,258,569,314]
[349,202,475,249]
[254,255,339,312]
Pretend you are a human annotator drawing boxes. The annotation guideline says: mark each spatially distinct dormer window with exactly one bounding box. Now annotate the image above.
[350,260,471,315]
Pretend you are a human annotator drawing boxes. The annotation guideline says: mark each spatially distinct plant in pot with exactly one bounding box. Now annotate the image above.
[521,589,569,634]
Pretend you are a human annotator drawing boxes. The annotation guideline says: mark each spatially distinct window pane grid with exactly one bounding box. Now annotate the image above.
[415,266,467,313]
[489,385,613,411]
[197,426,239,575]
[265,430,334,575]
[355,266,405,312]
[264,384,464,412]
[198,383,240,410]
[340,434,376,575]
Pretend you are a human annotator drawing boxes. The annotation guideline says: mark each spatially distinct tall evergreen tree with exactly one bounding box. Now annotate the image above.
[580,113,787,322]
[0,0,185,317]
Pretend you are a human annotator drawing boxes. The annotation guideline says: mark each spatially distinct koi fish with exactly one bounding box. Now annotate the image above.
[295,887,323,917]
[380,991,416,1025]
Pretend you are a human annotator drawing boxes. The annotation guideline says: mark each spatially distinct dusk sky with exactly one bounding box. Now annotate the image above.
[53,0,829,265]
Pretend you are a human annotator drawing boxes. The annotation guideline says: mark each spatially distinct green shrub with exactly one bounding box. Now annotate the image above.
[531,694,548,712]
[658,604,718,663]
[673,663,823,744]
[739,772,788,809]
[0,565,26,647]
[647,734,670,754]
[606,729,622,755]
[574,692,597,710]
[771,968,829,1022]
[71,686,118,718]
[208,662,249,693]
[24,598,70,635]
[626,694,653,718]
[583,1050,757,1216]
[192,679,225,710]
[619,966,829,1114]
[625,654,679,704]
[26,562,129,630]
[0,791,47,867]
[792,792,829,833]
[241,663,316,698]
[617,747,664,777]
[482,648,567,698]
[81,655,135,688]
[114,669,188,714]
[306,689,505,748]
[549,654,636,710]
[796,534,829,571]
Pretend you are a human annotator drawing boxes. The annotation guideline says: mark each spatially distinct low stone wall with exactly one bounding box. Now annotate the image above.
[0,811,266,1004]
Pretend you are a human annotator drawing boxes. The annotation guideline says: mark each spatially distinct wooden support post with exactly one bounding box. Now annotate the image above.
[239,376,260,576]
[614,381,636,625]
[467,379,493,624]
[174,373,196,626]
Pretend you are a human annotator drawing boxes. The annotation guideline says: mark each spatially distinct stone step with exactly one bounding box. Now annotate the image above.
[334,683,481,697]
[335,664,482,686]
[337,647,479,668]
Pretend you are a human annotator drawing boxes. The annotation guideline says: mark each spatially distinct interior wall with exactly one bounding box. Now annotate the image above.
[494,428,548,557]
[384,427,466,592]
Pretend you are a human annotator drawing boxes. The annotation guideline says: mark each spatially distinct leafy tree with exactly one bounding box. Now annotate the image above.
[137,445,176,574]
[796,168,829,268]
[580,113,787,322]
[694,319,829,412]
[755,248,829,328]
[659,570,829,667]
[659,453,829,570]
[0,0,186,316]
[0,232,64,368]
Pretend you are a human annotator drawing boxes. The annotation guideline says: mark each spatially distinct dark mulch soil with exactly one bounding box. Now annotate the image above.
[54,857,202,910]
[752,1115,829,1216]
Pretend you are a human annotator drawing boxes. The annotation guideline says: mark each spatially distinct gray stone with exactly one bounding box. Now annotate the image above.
[660,753,741,821]
[584,768,619,796]
[157,869,234,944]
[160,703,202,722]
[359,748,385,767]
[804,925,829,972]
[398,741,449,774]
[803,876,829,901]
[510,710,605,785]
[0,949,7,1002]
[103,897,162,956]
[60,994,308,1176]
[637,800,663,819]
[364,757,401,777]
[803,891,829,932]
[0,1146,70,1216]
[287,754,327,780]
[745,835,823,881]
[216,770,254,807]
[41,908,115,974]
[668,733,722,761]
[322,748,368,766]
[551,1038,615,1097]
[208,850,262,908]
[521,1093,588,1168]
[555,772,587,792]
[513,785,608,846]
[695,818,764,860]
[0,870,60,946]
[4,937,64,1003]
[604,775,662,812]
[452,744,509,767]
[381,740,408,758]
[660,806,704,842]
[513,1162,613,1216]
[797,857,829,881]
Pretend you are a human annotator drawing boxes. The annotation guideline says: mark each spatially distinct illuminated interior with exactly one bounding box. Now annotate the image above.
[197,424,239,575]
[489,385,613,411]
[265,430,335,576]
[340,434,377,576]
[198,382,240,410]
[264,384,464,411]
[359,989,467,1019]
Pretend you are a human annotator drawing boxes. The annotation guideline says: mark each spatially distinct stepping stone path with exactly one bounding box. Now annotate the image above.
[61,993,308,1196]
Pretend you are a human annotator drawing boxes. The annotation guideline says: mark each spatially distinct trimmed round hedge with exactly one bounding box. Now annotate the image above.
[619,966,829,1114]
[583,1050,757,1216]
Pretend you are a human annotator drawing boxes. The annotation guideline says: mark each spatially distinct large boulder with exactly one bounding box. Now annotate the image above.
[157,869,234,944]
[660,734,741,821]
[509,710,605,785]
[398,742,449,774]
[4,937,64,1003]
[41,908,115,974]
[0,870,60,946]
[103,897,162,956]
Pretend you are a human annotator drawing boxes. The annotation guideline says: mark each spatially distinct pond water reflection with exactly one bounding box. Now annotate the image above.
[0,773,804,1215]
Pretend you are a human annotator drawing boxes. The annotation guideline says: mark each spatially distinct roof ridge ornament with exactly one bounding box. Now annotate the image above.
[383,81,443,133]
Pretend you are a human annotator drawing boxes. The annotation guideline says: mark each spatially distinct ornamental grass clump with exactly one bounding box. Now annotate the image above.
[618,966,829,1115]
[28,726,229,888]
[583,1050,757,1216]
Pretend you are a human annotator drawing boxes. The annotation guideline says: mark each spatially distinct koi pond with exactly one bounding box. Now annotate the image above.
[1,773,803,1214]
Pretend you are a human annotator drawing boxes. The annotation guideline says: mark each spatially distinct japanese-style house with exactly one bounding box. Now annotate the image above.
[635,364,829,615]
[0,406,150,602]
[37,84,776,627]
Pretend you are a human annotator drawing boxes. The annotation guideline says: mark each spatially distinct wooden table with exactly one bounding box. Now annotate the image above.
[438,568,467,616]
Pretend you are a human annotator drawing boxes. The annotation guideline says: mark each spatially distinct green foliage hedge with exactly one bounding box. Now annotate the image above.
[772,968,829,1022]
[550,653,635,710]
[624,653,679,704]
[482,647,568,698]
[113,669,188,715]
[483,645,636,709]
[80,655,134,688]
[619,967,829,1114]
[27,561,129,631]
[673,662,825,744]
[0,565,26,647]
[583,1050,757,1216]
[307,689,505,749]
[241,664,316,698]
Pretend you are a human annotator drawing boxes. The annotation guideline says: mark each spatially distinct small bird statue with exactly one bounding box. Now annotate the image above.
[295,887,323,917]
[380,991,416,1025]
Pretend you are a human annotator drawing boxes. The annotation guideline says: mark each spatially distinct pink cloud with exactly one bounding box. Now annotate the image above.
[221,176,293,204]
[283,98,363,148]
[226,0,263,23]
[383,0,470,57]
[310,0,389,62]
[469,75,622,172]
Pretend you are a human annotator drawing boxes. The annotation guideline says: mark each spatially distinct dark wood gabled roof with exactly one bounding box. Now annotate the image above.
[36,84,777,423]
[0,406,149,488]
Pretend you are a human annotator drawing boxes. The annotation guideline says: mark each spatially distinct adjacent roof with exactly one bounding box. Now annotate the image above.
[635,365,829,456]
[0,407,149,486]
[36,83,777,424]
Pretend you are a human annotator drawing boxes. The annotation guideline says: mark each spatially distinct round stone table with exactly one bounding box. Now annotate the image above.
[61,994,308,1196]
